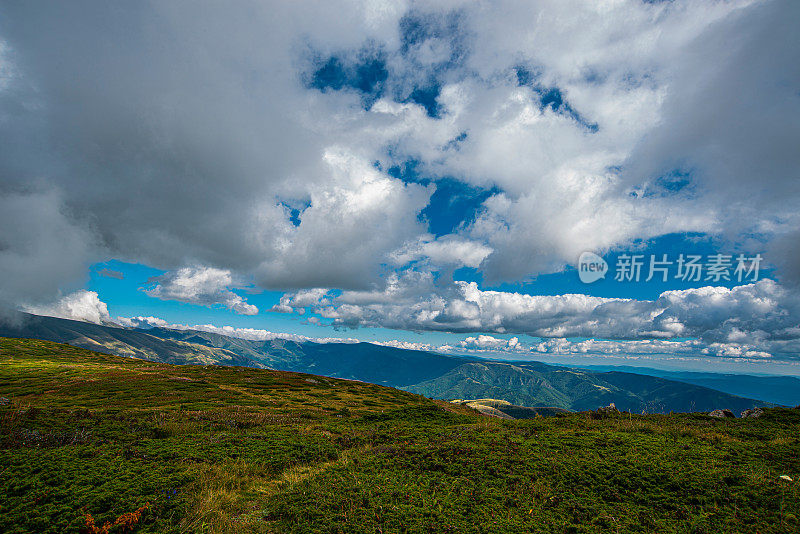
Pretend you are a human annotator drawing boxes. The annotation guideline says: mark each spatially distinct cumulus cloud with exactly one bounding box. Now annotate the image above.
[278,277,800,359]
[25,290,111,325]
[460,335,519,351]
[145,267,258,315]
[389,236,493,269]
[0,0,798,351]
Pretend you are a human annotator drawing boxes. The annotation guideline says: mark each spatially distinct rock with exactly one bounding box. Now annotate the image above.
[740,407,764,419]
[779,475,793,482]
[708,409,735,418]
[0,397,10,406]
[594,403,620,418]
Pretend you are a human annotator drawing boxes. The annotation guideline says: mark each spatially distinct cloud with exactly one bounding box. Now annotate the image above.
[25,290,111,325]
[117,315,359,344]
[372,339,441,352]
[144,267,258,315]
[117,311,799,365]
[97,268,124,280]
[460,335,519,351]
[0,0,798,343]
[0,189,96,312]
[278,277,800,359]
[32,289,791,364]
[271,288,331,315]
[389,235,493,269]
[115,316,170,329]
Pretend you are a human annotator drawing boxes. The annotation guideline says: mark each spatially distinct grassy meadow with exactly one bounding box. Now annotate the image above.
[0,337,798,533]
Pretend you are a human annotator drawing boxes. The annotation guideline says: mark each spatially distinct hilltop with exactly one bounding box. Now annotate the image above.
[1,337,798,533]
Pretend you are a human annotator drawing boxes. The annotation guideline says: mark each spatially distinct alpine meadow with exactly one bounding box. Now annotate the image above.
[1,1,799,533]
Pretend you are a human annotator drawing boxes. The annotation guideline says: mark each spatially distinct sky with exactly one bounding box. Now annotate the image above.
[1,0,799,375]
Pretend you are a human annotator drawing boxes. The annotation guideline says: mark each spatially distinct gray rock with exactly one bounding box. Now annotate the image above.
[708,409,735,418]
[0,397,10,406]
[740,407,764,419]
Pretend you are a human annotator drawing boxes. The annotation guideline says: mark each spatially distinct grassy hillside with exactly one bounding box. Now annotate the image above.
[1,337,798,533]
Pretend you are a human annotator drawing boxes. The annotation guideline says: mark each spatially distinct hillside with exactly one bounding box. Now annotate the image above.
[573,364,800,407]
[147,326,465,387]
[0,314,768,414]
[1,337,798,533]
[405,361,765,414]
[0,314,467,386]
[0,313,264,368]
[453,399,570,419]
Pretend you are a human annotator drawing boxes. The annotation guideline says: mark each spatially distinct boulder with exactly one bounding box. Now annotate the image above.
[740,407,764,418]
[708,409,735,418]
[0,397,9,406]
[594,403,620,418]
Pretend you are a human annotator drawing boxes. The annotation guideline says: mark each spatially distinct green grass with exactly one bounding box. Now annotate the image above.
[1,337,798,533]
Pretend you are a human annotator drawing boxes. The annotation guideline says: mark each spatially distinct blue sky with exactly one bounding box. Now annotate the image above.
[2,1,799,374]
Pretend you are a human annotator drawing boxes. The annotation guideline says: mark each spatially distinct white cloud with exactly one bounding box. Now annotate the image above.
[25,290,111,325]
[30,290,795,364]
[460,335,520,351]
[117,315,360,345]
[279,277,800,359]
[389,236,493,269]
[115,316,169,329]
[372,339,439,352]
[271,288,331,314]
[145,267,258,315]
[1,0,798,353]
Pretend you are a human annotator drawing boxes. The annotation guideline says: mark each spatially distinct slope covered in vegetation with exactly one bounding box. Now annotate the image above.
[1,337,798,533]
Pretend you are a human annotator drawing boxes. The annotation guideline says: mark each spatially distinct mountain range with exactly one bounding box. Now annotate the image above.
[568,364,800,407]
[0,312,769,414]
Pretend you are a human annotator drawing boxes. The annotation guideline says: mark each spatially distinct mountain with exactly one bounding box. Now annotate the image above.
[0,313,262,367]
[566,364,800,407]
[0,314,466,386]
[0,313,767,414]
[144,326,466,386]
[405,360,764,414]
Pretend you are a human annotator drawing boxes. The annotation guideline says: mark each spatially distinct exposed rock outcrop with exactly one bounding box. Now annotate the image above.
[708,409,735,418]
[740,407,764,419]
[594,403,620,418]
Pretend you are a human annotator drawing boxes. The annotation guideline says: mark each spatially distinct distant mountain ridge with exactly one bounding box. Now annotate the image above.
[404,360,764,414]
[565,364,800,407]
[0,313,767,414]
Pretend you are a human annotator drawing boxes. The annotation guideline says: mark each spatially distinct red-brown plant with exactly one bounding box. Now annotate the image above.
[84,503,150,534]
